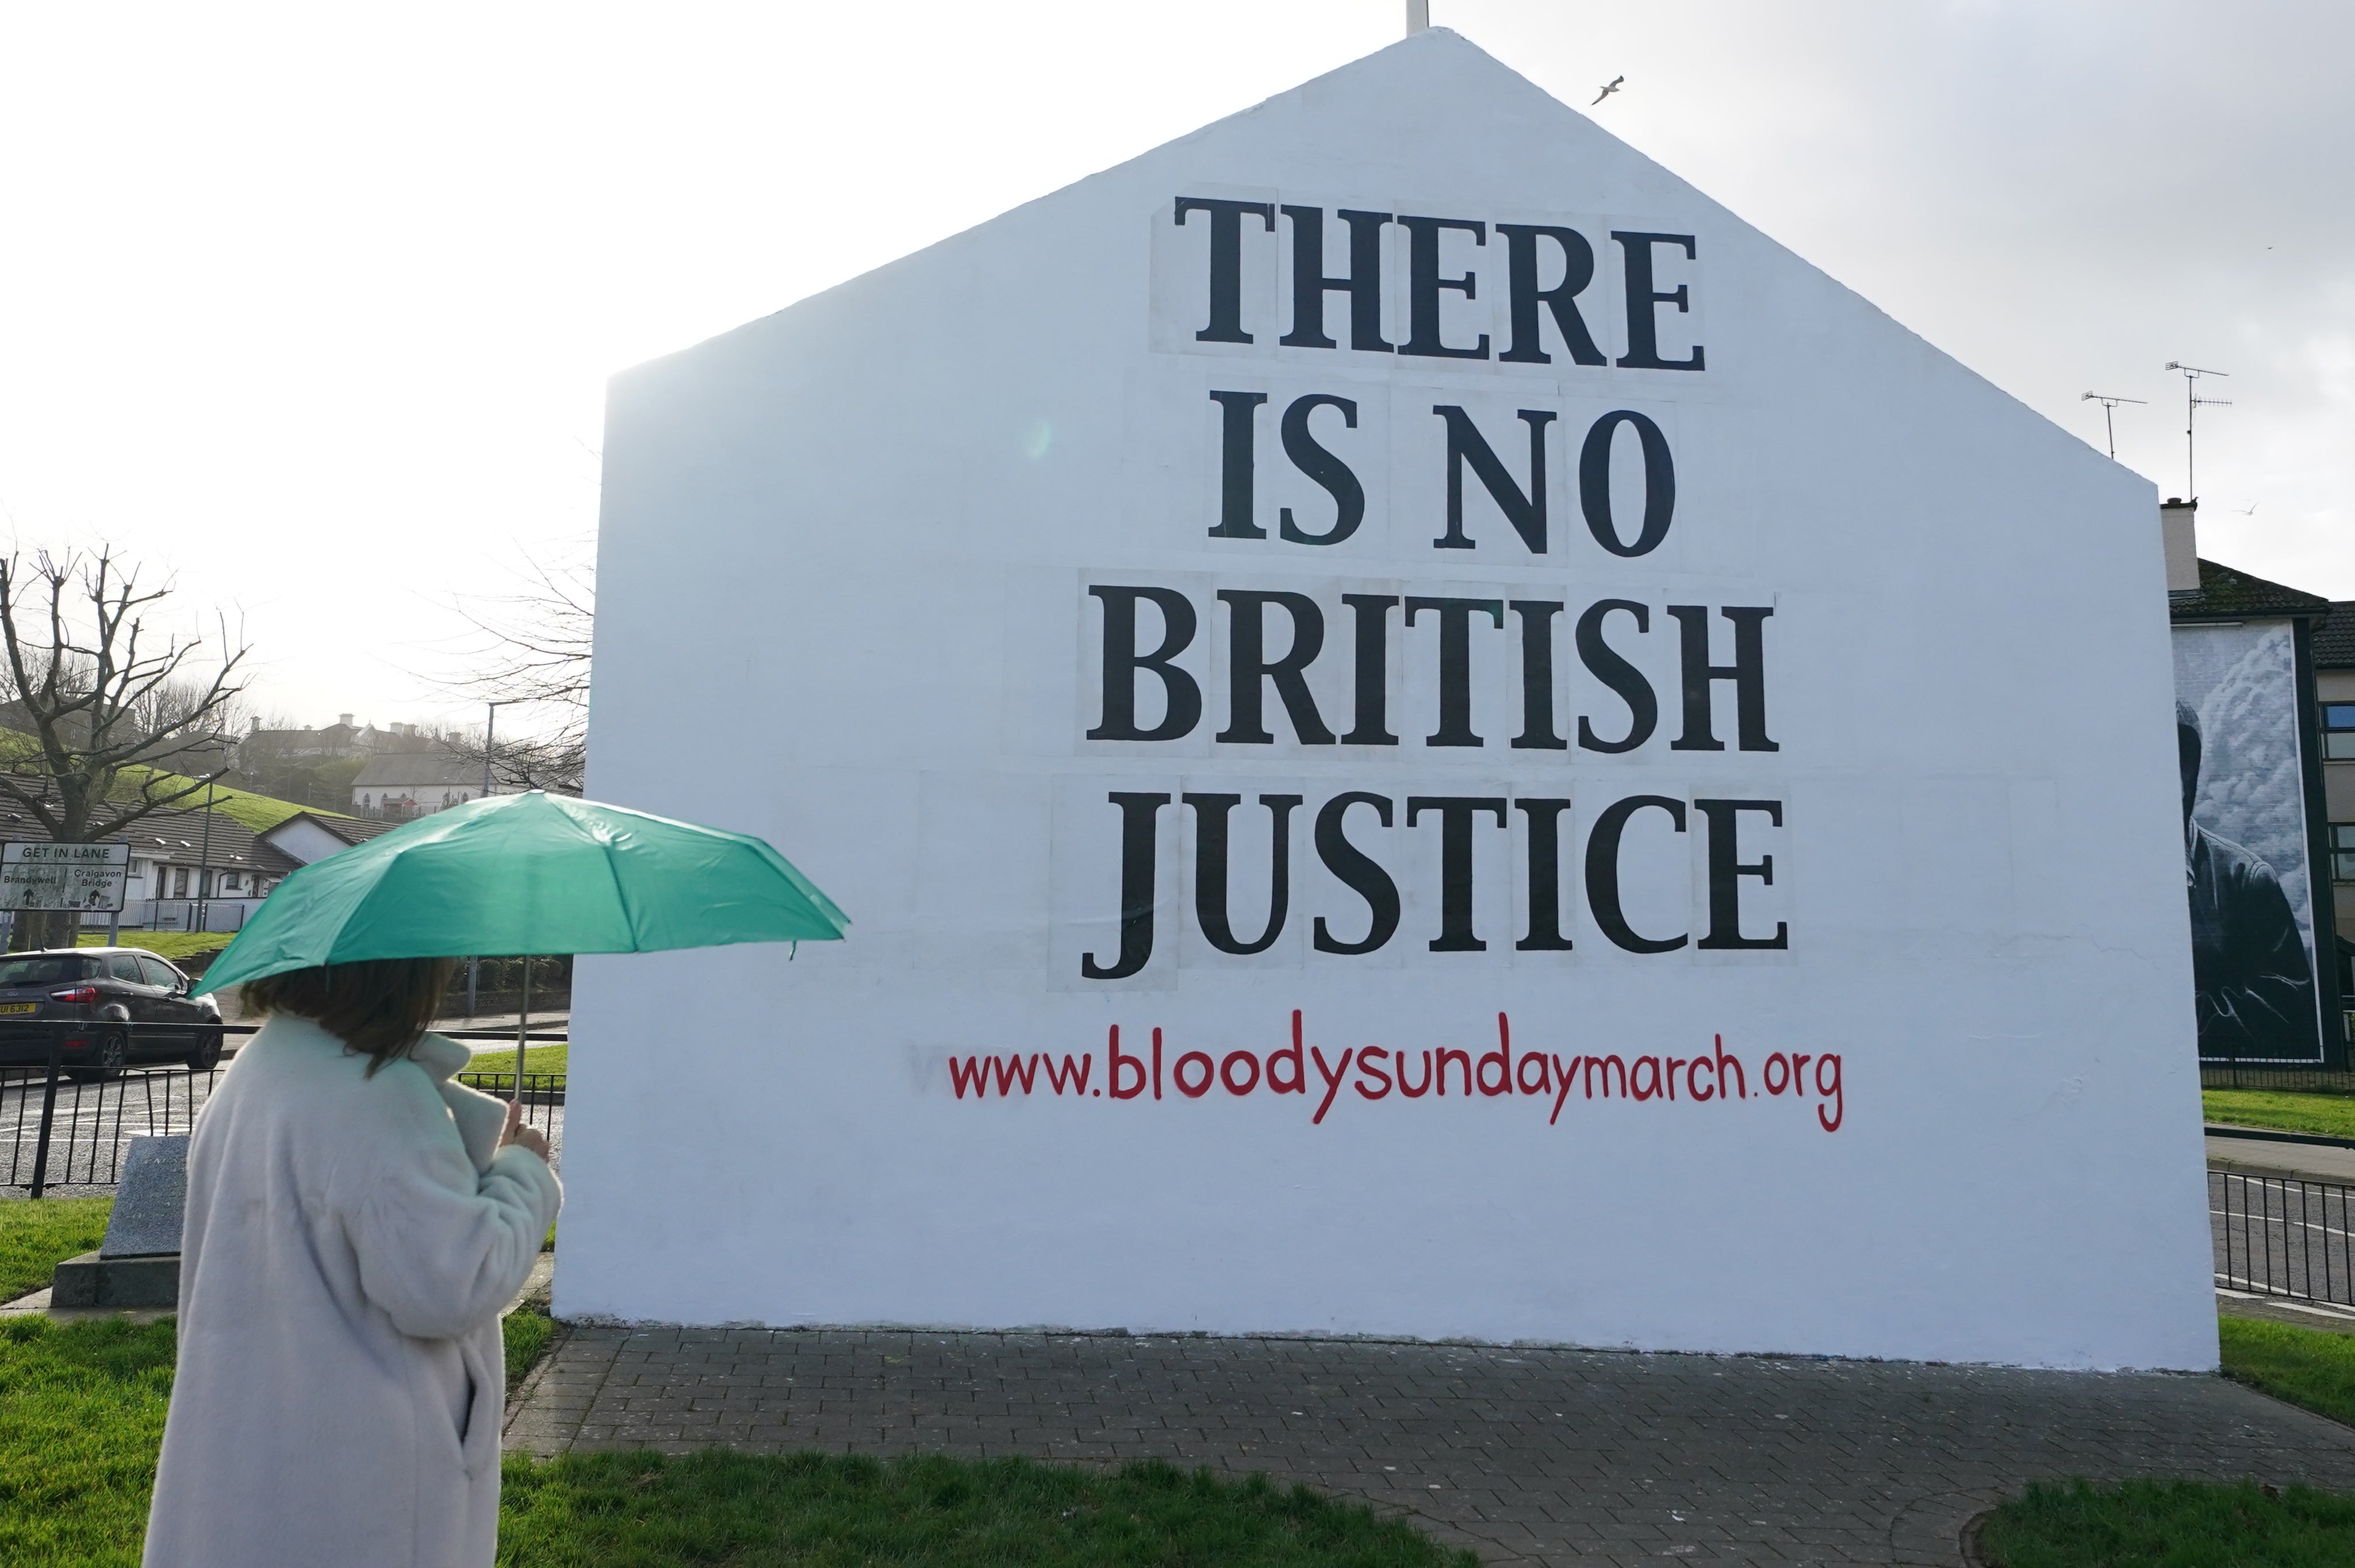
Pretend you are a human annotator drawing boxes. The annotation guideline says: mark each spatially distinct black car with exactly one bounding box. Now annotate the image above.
[0,947,227,1079]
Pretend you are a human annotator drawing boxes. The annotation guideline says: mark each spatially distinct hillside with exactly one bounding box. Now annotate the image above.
[0,728,343,833]
[108,764,347,833]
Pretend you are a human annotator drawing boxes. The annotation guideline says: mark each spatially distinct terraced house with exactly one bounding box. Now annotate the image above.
[2164,497,2349,1062]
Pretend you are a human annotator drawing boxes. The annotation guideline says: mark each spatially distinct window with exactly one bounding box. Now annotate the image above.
[2325,704,2355,761]
[2335,824,2355,883]
[138,956,181,991]
[171,867,189,898]
[0,956,94,987]
[106,954,143,983]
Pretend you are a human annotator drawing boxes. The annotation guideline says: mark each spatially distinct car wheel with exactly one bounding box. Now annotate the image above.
[186,1027,223,1073]
[67,1029,129,1082]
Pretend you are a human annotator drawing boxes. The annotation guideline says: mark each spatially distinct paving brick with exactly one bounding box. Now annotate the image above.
[505,1328,2355,1565]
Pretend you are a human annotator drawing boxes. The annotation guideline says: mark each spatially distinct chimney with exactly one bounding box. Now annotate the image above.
[338,713,355,728]
[2161,497,2200,594]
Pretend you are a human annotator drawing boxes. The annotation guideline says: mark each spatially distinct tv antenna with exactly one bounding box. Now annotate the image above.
[2080,392,2145,459]
[2164,362,2231,500]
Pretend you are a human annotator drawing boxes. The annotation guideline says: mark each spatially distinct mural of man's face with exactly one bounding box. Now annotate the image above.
[2177,702,2202,829]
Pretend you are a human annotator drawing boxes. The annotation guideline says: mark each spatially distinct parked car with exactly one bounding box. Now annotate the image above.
[0,947,227,1078]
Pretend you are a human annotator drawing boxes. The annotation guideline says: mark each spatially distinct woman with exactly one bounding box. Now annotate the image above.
[144,958,561,1568]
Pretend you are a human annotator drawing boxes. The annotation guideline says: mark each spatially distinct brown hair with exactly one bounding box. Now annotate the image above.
[241,958,458,1073]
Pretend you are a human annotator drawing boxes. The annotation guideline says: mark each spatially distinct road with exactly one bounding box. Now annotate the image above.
[2,1059,563,1196]
[2212,1171,2355,1306]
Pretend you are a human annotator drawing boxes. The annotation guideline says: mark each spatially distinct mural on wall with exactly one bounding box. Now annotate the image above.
[2172,622,2323,1062]
[564,31,2219,1370]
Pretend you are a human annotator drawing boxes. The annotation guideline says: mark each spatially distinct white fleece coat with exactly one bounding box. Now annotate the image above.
[143,1017,561,1568]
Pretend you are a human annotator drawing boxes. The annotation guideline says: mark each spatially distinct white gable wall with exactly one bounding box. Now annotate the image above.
[260,817,355,866]
[562,32,2208,1369]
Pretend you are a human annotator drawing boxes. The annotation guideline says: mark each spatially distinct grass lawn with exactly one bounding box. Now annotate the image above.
[0,1314,556,1567]
[1980,1476,2355,1567]
[499,1451,1476,1567]
[0,1317,175,1568]
[75,932,234,967]
[0,1197,114,1301]
[2205,1089,2355,1140]
[504,1305,557,1393]
[1978,1319,2355,1565]
[0,1306,1465,1567]
[9,1196,1468,1566]
[2220,1315,2355,1426]
[463,1042,569,1077]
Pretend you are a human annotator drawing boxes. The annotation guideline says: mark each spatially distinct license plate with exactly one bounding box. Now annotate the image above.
[0,1003,35,1015]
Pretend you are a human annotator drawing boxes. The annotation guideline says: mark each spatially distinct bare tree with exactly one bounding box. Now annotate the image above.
[0,549,249,948]
[440,543,591,795]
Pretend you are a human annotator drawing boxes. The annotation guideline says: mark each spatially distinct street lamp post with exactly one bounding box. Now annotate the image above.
[192,734,239,935]
[485,700,520,798]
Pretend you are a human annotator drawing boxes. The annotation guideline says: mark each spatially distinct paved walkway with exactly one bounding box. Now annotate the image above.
[2208,1127,2355,1184]
[441,1012,570,1040]
[505,1326,2355,1566]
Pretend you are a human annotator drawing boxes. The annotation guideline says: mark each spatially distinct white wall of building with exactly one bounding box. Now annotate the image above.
[351,785,487,816]
[560,32,2211,1369]
[260,817,353,866]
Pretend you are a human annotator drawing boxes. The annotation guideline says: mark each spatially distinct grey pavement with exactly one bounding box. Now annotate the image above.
[2219,1287,2355,1333]
[2208,1128,2355,1185]
[443,1010,571,1037]
[504,1324,2355,1567]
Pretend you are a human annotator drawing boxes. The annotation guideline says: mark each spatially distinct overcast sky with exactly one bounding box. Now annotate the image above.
[1,1,2345,735]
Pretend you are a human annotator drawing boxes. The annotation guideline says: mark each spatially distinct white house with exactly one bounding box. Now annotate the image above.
[257,810,398,865]
[114,809,302,932]
[351,749,497,819]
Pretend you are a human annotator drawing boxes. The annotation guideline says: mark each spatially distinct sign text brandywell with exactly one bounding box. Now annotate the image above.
[0,840,132,912]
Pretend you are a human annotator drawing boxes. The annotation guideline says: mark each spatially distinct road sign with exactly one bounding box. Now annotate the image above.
[0,841,132,912]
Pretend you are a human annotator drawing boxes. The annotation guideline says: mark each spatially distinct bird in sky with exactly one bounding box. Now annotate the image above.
[1592,75,1624,106]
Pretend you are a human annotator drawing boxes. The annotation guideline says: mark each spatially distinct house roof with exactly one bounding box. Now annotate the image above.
[2312,602,2355,669]
[352,750,480,790]
[266,810,398,848]
[0,788,303,878]
[2168,558,2333,623]
[117,808,302,878]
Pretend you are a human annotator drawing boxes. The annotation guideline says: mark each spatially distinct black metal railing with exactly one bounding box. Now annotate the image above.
[2211,1168,2355,1306]
[3,1057,221,1192]
[2203,1062,2355,1096]
[4,1020,565,1196]
[455,1071,566,1106]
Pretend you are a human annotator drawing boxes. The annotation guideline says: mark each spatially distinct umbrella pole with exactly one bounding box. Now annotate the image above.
[514,958,531,1106]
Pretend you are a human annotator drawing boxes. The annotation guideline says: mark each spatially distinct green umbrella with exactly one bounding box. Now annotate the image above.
[195,791,847,1085]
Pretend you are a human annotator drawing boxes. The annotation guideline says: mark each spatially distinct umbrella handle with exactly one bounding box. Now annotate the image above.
[513,958,531,1106]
